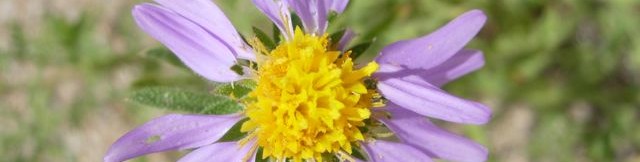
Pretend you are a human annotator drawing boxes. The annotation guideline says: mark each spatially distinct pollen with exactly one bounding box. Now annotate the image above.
[241,28,379,161]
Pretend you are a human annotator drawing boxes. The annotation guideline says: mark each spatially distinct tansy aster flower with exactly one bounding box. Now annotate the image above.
[105,0,491,161]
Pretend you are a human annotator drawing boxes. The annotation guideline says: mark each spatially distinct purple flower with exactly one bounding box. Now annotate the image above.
[105,0,491,161]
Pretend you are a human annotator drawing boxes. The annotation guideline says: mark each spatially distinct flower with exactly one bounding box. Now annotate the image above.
[104,0,491,162]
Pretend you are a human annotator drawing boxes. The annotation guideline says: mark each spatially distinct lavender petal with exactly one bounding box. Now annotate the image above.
[103,114,243,162]
[287,0,331,35]
[286,0,316,33]
[375,10,486,71]
[154,0,255,61]
[377,75,491,124]
[253,0,293,40]
[378,49,485,87]
[378,106,488,162]
[326,0,349,13]
[338,29,355,51]
[419,49,485,87]
[361,140,433,162]
[178,140,257,162]
[316,0,329,35]
[132,4,242,82]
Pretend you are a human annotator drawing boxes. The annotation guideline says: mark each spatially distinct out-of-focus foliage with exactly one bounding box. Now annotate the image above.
[0,0,638,161]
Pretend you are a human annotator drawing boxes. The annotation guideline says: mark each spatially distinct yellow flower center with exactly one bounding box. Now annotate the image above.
[241,28,379,161]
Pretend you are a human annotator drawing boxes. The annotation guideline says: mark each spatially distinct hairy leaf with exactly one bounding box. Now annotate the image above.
[130,87,243,115]
[215,80,256,99]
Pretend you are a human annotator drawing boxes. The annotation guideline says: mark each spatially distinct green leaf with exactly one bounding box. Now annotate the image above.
[291,13,304,29]
[230,64,245,75]
[348,41,372,59]
[131,74,209,89]
[272,23,282,44]
[350,146,367,160]
[254,148,269,162]
[215,80,256,98]
[253,27,276,50]
[146,47,184,68]
[329,29,346,48]
[130,87,243,115]
[321,153,341,162]
[218,118,248,142]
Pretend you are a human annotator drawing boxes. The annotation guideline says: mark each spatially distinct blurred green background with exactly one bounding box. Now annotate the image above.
[1,0,639,161]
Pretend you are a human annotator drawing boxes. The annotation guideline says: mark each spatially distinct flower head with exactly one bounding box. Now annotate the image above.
[105,0,491,162]
[242,28,379,160]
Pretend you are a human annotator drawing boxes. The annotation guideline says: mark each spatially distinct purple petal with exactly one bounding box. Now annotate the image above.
[316,0,329,35]
[178,140,257,162]
[287,0,329,35]
[252,0,293,40]
[338,29,355,51]
[375,10,486,71]
[132,4,242,82]
[378,106,488,162]
[104,114,243,162]
[377,75,491,124]
[154,0,255,61]
[326,0,349,13]
[286,0,315,33]
[419,49,484,87]
[379,49,485,87]
[361,140,432,162]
